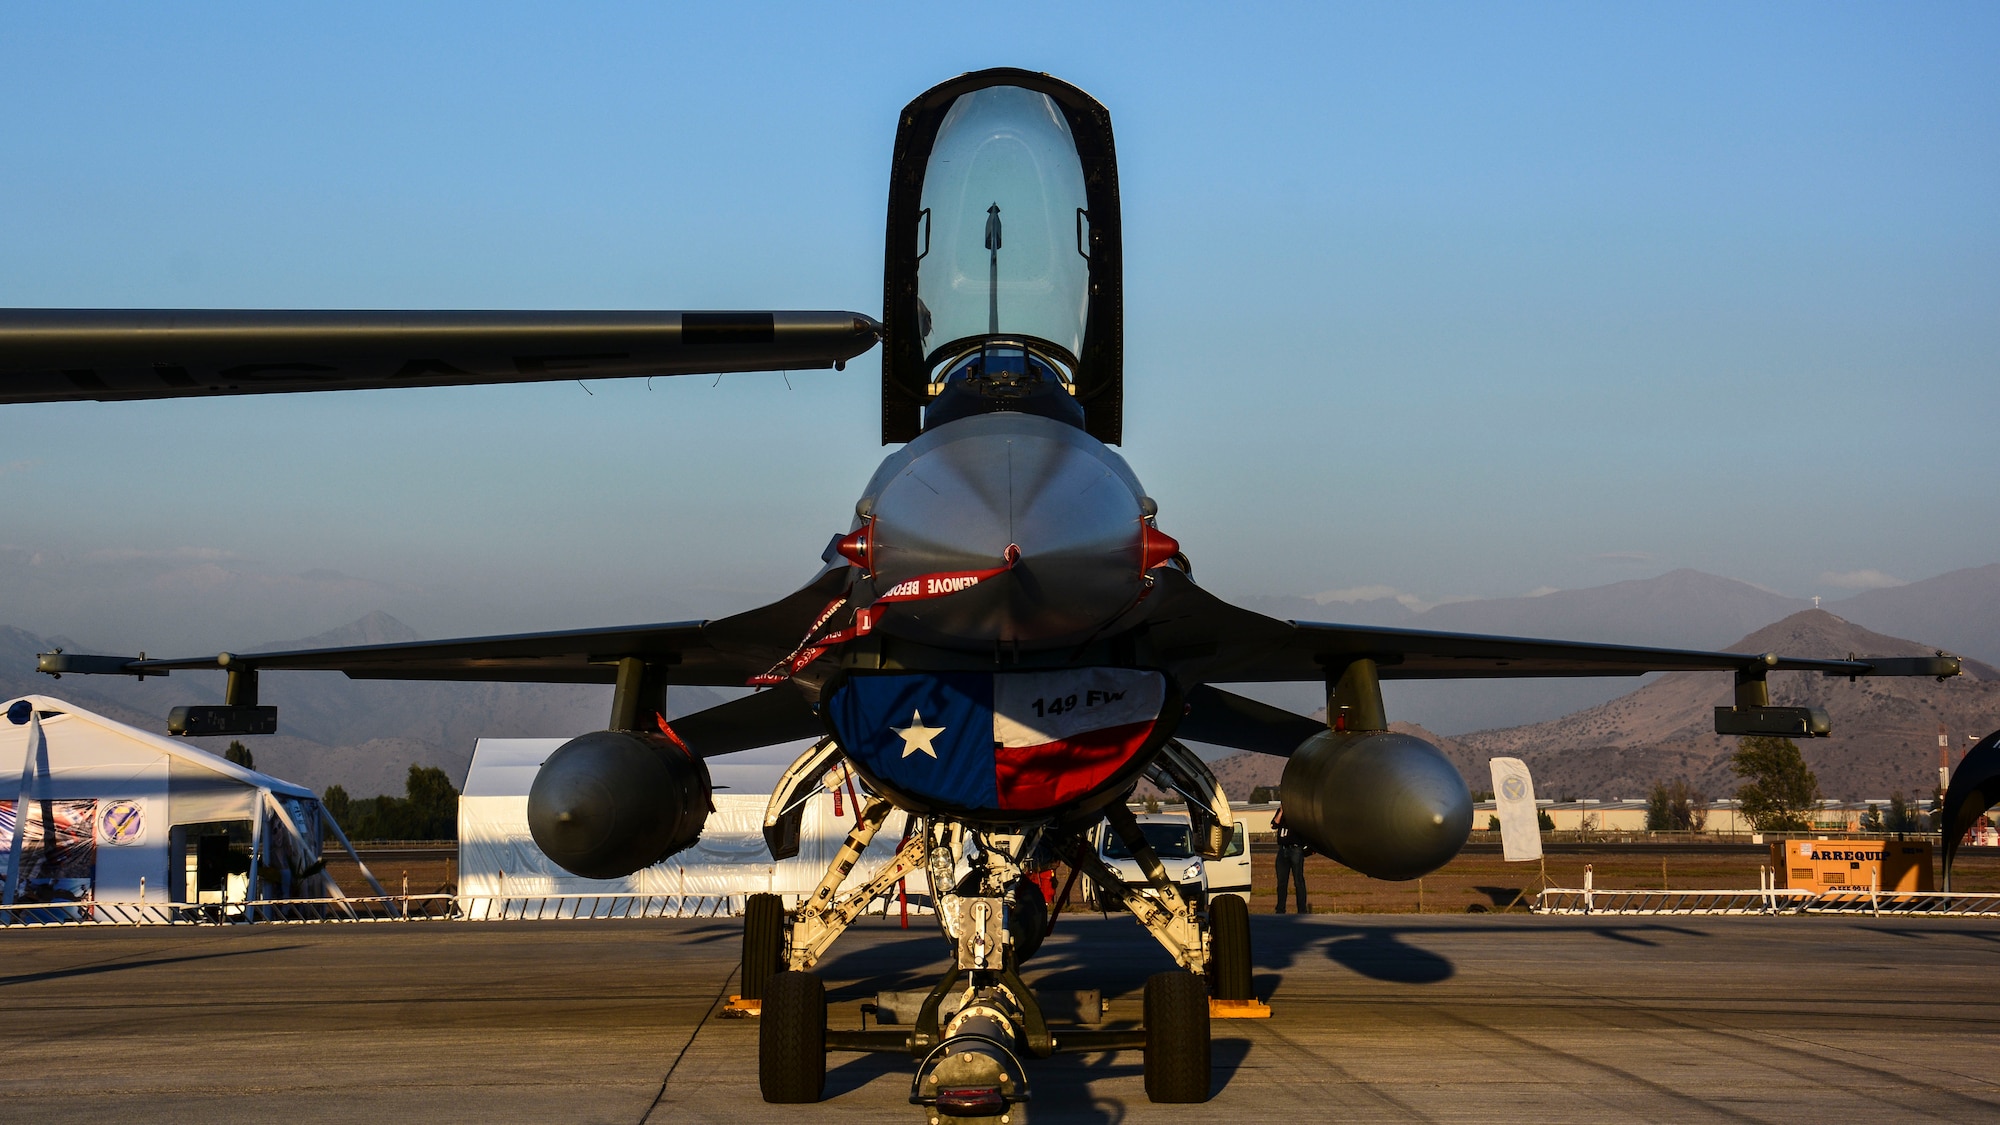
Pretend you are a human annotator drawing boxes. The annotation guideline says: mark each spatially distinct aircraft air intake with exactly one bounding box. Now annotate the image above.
[526,729,712,880]
[1278,731,1473,882]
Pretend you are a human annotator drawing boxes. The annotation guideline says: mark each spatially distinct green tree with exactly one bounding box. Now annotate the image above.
[1730,737,1822,832]
[1537,808,1555,831]
[318,768,459,841]
[1646,779,1707,831]
[224,740,254,770]
[321,785,352,839]
[1885,792,1921,835]
[403,765,459,839]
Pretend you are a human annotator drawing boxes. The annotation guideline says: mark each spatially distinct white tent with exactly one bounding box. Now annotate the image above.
[458,738,931,917]
[1,694,338,912]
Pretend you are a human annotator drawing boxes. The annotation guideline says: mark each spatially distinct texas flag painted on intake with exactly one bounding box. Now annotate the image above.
[828,669,1167,813]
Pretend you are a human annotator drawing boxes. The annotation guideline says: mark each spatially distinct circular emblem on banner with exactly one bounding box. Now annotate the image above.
[1501,776,1525,801]
[99,799,146,846]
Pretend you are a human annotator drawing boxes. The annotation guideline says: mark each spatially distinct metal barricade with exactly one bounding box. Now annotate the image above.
[0,892,742,926]
[457,893,742,921]
[1535,886,2000,917]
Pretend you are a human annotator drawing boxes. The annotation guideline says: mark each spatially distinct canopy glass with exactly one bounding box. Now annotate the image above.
[916,86,1090,369]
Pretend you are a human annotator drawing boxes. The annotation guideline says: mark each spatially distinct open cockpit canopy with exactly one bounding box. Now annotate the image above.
[882,69,1123,444]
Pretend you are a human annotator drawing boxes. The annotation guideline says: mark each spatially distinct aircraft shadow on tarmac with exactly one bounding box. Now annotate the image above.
[0,943,305,989]
[809,916,1716,1004]
[782,916,1719,1109]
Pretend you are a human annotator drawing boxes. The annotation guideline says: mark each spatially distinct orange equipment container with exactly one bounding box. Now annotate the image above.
[1769,839,1934,892]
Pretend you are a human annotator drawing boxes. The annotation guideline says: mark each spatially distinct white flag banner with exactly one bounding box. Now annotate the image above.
[1489,756,1543,863]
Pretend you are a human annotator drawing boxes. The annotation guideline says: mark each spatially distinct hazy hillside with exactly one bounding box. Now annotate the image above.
[1834,564,2000,667]
[10,560,1994,800]
[1205,612,2000,804]
[1236,570,1814,733]
[1447,611,2000,801]
[2,615,727,797]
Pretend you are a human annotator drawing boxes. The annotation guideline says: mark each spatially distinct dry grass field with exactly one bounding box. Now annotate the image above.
[323,845,457,899]
[1240,843,2000,913]
[322,840,2000,915]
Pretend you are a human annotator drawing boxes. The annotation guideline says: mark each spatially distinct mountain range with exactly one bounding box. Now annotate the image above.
[1234,564,2000,733]
[3,562,1995,799]
[0,613,725,798]
[1208,610,2000,804]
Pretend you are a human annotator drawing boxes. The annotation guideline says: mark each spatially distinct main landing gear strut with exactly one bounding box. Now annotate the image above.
[741,794,1261,1117]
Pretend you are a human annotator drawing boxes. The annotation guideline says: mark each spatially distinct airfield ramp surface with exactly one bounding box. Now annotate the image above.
[1,915,1996,1123]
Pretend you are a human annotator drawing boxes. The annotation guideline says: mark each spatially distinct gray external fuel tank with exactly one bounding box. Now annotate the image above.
[1279,730,1473,881]
[526,729,712,880]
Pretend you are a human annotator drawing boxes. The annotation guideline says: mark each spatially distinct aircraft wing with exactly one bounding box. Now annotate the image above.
[0,309,880,403]
[1147,569,1960,755]
[38,567,849,688]
[1138,569,1959,684]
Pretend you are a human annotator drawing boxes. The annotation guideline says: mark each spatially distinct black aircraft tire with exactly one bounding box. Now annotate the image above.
[1143,970,1212,1103]
[741,893,785,1001]
[1208,893,1254,1001]
[759,971,826,1103]
[1012,878,1049,963]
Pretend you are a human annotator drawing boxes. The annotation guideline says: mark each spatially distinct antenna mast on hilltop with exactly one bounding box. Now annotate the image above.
[1940,723,1952,796]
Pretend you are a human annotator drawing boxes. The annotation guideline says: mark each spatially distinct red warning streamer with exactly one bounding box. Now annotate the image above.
[747,547,1019,686]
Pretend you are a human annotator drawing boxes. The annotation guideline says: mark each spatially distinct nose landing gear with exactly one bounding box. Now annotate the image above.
[747,807,1253,1113]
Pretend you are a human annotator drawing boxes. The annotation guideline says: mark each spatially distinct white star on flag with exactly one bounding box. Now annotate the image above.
[893,710,946,759]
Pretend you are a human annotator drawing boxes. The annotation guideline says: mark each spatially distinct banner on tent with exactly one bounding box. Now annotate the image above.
[0,799,98,903]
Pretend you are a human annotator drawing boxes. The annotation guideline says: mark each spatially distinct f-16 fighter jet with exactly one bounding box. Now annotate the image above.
[6,69,1961,1113]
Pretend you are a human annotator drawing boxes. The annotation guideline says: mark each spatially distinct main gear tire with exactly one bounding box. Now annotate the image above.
[759,970,826,1103]
[741,892,785,1001]
[1143,970,1211,1103]
[1208,893,1254,1001]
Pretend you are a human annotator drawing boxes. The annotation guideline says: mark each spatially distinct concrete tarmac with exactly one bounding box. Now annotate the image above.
[2,912,1997,1123]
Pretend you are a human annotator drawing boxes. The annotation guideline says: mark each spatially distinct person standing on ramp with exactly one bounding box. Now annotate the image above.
[1273,804,1311,914]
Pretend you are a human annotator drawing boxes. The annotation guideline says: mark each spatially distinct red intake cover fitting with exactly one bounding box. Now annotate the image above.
[1140,523,1180,571]
[835,519,874,573]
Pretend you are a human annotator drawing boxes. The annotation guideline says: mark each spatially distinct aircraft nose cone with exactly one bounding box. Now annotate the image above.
[863,414,1148,649]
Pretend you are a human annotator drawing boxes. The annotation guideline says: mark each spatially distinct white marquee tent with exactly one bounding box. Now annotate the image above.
[458,738,931,918]
[1,694,349,914]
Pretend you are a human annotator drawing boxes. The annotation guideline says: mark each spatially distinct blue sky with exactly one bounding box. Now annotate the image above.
[2,2,1996,652]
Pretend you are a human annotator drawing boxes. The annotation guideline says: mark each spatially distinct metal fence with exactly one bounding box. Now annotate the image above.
[1535,886,2000,917]
[15,886,1997,926]
[0,895,462,927]
[0,891,904,927]
[459,893,743,921]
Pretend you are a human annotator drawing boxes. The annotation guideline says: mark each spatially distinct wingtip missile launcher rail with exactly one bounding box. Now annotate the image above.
[1711,651,1962,738]
[38,649,282,737]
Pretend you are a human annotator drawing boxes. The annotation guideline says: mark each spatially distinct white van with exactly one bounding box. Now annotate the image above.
[1087,811,1250,908]
[1207,819,1251,900]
